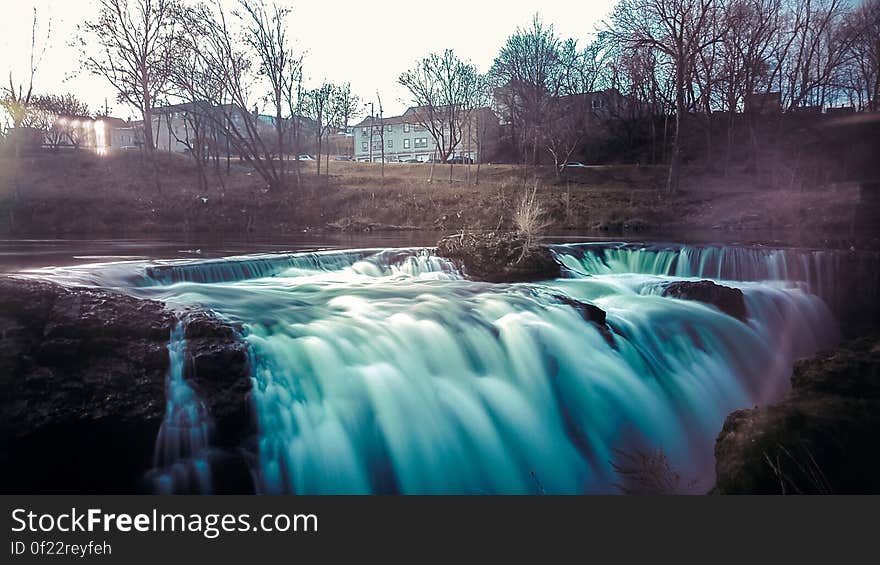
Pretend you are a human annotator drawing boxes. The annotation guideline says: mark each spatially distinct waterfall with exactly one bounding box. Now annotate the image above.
[143,250,380,285]
[549,242,880,327]
[550,242,842,290]
[105,246,834,494]
[148,322,213,494]
[39,243,842,493]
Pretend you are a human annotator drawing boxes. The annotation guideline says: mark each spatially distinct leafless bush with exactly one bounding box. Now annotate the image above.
[611,448,697,495]
[513,183,550,250]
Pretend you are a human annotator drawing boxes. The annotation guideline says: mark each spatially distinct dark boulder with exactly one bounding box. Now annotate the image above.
[180,309,253,453]
[551,294,614,346]
[713,336,880,494]
[0,277,254,493]
[662,280,747,321]
[0,277,174,493]
[436,232,561,283]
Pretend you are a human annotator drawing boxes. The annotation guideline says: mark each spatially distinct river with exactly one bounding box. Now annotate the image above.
[2,234,851,493]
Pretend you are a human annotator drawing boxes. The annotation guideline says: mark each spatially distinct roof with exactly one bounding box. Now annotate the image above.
[97,116,130,128]
[353,106,494,128]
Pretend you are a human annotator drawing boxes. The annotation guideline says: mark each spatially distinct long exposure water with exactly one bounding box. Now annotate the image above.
[12,236,843,493]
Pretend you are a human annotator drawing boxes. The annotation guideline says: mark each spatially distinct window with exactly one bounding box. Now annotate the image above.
[386,139,393,148]
[403,123,410,133]
[372,141,382,150]
[403,139,411,149]
[413,124,424,132]
[362,127,368,135]
[414,137,428,148]
[386,124,393,133]
[592,98,604,109]
[362,141,368,150]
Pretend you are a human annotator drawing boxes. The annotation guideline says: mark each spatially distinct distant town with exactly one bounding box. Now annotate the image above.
[1,0,877,194]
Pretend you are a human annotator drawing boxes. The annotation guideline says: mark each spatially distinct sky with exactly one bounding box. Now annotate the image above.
[0,0,617,120]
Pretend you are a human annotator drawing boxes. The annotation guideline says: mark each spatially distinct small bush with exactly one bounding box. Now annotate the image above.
[611,448,697,495]
[512,184,550,259]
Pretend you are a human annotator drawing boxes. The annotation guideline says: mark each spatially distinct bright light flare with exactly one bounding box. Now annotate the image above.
[94,120,106,148]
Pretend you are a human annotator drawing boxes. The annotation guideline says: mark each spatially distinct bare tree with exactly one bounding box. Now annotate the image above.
[304,82,336,175]
[283,62,305,187]
[714,0,786,173]
[31,94,91,151]
[167,8,221,192]
[324,82,359,175]
[489,16,564,168]
[177,1,288,191]
[2,8,51,131]
[779,0,856,110]
[841,0,879,111]
[79,0,179,152]
[334,83,361,133]
[238,0,301,182]
[607,0,729,193]
[399,49,481,164]
[543,39,604,179]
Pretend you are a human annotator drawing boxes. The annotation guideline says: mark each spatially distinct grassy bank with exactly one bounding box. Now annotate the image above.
[0,151,871,248]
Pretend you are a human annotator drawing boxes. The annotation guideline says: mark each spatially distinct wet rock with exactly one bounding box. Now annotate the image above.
[436,232,561,283]
[0,277,174,493]
[0,277,254,493]
[551,294,614,346]
[713,336,880,494]
[662,280,747,321]
[180,309,253,451]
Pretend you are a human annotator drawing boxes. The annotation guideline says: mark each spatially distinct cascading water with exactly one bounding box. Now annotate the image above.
[148,322,213,494]
[549,241,879,314]
[33,244,841,493]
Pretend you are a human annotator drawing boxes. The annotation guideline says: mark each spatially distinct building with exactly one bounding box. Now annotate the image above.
[745,92,782,114]
[352,106,498,163]
[32,114,139,152]
[151,102,227,154]
[150,103,318,157]
[101,117,140,151]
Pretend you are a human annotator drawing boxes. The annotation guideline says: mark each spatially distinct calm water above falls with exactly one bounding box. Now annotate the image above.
[22,242,840,494]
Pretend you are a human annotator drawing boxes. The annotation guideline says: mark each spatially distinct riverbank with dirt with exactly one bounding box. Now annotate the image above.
[1,152,875,250]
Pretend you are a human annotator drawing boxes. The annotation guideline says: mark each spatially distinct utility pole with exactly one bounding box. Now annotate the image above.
[368,101,374,163]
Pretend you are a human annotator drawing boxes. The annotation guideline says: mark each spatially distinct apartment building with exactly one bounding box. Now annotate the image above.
[352,106,497,163]
[150,103,322,157]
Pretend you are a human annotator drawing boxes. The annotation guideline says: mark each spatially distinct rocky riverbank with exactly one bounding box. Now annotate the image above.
[0,277,253,493]
[714,336,880,494]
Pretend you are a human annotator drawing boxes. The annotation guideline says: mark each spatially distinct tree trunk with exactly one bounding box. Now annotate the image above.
[142,108,156,152]
[667,59,685,195]
[317,132,322,175]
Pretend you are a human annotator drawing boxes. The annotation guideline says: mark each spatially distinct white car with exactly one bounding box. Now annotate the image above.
[563,161,588,168]
[298,154,315,161]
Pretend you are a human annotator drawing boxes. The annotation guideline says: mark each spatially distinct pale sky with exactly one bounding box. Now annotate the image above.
[0,0,616,120]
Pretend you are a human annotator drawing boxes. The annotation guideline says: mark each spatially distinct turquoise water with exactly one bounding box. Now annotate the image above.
[27,243,839,494]
[148,322,213,494]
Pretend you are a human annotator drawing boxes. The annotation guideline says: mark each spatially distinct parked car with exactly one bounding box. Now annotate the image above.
[298,154,315,161]
[563,161,587,168]
[334,155,352,161]
[448,156,474,164]
[401,158,420,163]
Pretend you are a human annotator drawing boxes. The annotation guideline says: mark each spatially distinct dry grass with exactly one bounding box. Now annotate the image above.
[0,151,868,242]
[513,183,551,260]
[762,444,833,495]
